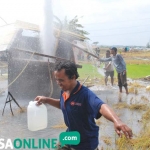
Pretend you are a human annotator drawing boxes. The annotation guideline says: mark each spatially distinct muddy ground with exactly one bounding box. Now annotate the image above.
[0,75,150,150]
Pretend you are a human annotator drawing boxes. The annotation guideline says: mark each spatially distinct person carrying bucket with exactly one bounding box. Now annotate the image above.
[35,60,132,150]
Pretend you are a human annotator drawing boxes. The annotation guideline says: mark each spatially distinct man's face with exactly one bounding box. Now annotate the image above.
[110,49,115,55]
[54,69,75,91]
[106,52,110,58]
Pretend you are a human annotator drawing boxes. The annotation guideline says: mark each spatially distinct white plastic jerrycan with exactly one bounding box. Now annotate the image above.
[27,101,47,131]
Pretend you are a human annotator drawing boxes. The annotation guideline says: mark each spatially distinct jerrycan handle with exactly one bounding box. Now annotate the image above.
[29,101,43,106]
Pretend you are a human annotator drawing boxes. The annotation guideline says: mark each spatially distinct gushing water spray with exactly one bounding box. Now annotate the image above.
[40,0,55,59]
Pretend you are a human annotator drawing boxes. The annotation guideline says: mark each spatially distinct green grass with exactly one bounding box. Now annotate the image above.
[114,64,150,79]
[126,64,150,79]
[77,63,150,80]
[77,63,102,80]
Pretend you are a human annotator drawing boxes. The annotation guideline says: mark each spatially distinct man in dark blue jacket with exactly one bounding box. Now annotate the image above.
[35,60,132,150]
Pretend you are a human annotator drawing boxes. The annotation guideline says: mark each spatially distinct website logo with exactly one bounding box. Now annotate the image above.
[0,132,80,149]
[0,138,57,149]
[59,131,80,147]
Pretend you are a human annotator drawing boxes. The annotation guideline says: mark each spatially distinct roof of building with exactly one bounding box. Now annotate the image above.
[0,20,40,51]
[0,20,88,52]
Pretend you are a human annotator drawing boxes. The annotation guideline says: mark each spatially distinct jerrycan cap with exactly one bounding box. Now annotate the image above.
[29,101,37,105]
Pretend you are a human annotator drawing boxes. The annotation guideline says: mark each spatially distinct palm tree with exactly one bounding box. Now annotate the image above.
[62,16,89,41]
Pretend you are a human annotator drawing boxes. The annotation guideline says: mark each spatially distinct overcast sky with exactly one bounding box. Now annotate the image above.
[0,0,150,46]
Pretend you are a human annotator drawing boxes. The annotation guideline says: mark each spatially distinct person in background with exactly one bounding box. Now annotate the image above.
[103,50,114,86]
[95,48,100,67]
[99,47,128,94]
[35,60,132,150]
[87,54,91,62]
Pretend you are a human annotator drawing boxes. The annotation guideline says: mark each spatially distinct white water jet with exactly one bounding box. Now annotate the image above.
[40,0,56,60]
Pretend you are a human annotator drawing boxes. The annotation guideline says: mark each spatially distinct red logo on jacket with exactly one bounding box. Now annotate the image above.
[70,101,75,106]
[70,101,82,106]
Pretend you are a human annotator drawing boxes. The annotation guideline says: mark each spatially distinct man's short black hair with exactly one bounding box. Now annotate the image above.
[54,60,79,79]
[111,47,117,53]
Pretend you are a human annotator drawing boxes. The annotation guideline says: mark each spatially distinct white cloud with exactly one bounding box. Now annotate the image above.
[0,0,149,46]
[0,0,43,24]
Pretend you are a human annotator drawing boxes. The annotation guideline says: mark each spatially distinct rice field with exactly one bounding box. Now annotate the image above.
[77,50,150,149]
[0,50,150,150]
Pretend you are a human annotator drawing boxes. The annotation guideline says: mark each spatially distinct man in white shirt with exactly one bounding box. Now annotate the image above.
[103,50,114,86]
